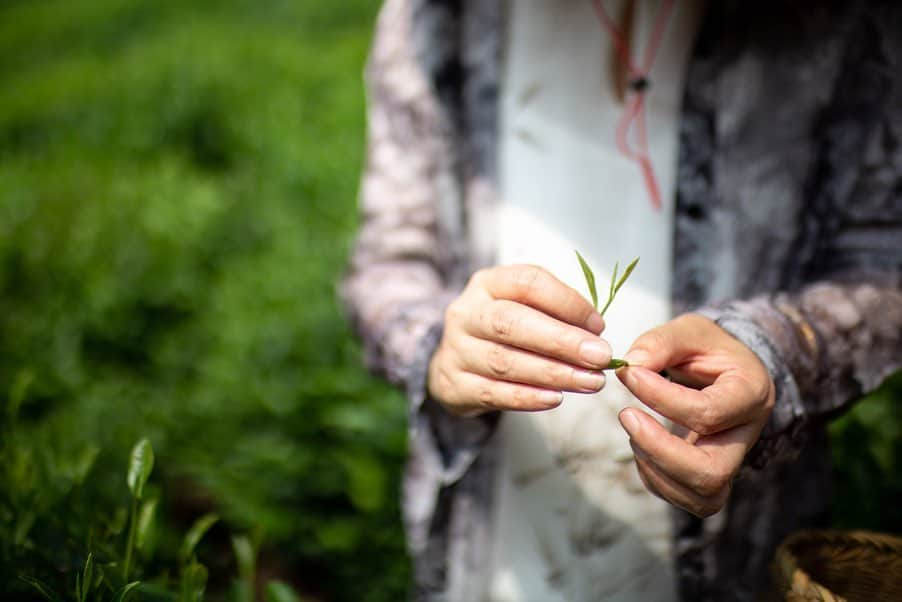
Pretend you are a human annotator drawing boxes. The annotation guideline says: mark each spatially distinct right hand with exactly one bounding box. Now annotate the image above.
[427,264,613,417]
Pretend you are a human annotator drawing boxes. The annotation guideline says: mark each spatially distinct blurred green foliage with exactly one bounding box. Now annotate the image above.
[0,0,409,599]
[830,371,902,533]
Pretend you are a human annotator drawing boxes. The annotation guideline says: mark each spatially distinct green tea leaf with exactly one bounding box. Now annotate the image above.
[607,358,629,369]
[179,513,219,565]
[179,562,209,602]
[265,581,303,602]
[126,439,154,500]
[136,498,158,550]
[574,250,598,310]
[111,582,141,602]
[600,256,640,317]
[81,553,94,602]
[19,576,63,602]
[231,534,256,583]
[614,257,640,295]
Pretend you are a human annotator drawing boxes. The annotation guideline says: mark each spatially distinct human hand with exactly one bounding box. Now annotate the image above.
[616,313,775,517]
[427,265,613,417]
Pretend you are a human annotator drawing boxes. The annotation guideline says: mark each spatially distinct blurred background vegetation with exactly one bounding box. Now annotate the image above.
[0,0,899,600]
[0,0,408,600]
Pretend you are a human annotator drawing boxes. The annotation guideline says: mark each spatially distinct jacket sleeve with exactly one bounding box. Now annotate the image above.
[341,0,498,548]
[342,0,457,406]
[700,277,902,468]
[699,26,902,467]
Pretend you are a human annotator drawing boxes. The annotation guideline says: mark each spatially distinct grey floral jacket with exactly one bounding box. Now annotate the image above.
[342,1,902,600]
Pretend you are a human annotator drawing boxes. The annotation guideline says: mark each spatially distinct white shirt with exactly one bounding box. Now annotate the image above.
[492,1,698,599]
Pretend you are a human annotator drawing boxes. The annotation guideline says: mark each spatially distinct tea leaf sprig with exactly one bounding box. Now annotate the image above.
[574,251,639,370]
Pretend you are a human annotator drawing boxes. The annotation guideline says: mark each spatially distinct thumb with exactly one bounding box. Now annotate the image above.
[622,321,688,373]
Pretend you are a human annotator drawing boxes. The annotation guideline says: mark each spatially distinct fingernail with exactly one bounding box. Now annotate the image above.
[619,410,640,437]
[574,370,605,392]
[623,349,649,367]
[579,339,612,367]
[586,312,604,333]
[539,390,564,407]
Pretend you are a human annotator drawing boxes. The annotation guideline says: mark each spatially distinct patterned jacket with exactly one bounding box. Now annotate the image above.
[342,1,902,600]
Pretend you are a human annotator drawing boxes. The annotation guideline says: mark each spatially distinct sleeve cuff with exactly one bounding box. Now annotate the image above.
[696,304,808,469]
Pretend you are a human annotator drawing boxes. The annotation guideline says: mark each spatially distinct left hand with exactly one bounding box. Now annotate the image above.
[616,313,775,518]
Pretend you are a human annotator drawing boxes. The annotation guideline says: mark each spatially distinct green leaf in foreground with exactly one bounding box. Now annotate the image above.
[575,250,598,310]
[607,358,629,369]
[266,581,303,602]
[136,498,158,550]
[20,576,63,602]
[111,582,141,602]
[179,513,219,565]
[127,439,154,500]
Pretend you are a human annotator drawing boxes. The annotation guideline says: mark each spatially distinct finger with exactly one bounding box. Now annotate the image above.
[620,318,690,374]
[618,367,763,436]
[458,337,606,394]
[464,299,613,369]
[633,453,729,518]
[619,408,743,498]
[447,371,564,414]
[478,265,604,333]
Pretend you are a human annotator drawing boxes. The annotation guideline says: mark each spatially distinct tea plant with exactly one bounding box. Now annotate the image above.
[574,251,639,370]
[18,438,222,602]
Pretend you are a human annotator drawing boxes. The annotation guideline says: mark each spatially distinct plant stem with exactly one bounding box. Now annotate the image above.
[123,497,138,581]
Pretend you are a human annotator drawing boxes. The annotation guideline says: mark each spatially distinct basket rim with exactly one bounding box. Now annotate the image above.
[774,529,902,601]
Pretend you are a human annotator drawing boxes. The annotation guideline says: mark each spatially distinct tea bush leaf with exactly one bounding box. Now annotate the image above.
[180,562,209,602]
[615,257,640,295]
[19,576,63,602]
[80,553,94,602]
[135,498,158,551]
[179,513,219,565]
[266,580,303,602]
[575,250,598,310]
[111,581,141,602]
[126,439,154,501]
[231,534,255,584]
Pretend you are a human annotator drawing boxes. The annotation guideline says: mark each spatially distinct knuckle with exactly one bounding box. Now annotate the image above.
[444,299,466,326]
[754,376,775,410]
[548,329,578,359]
[695,462,729,498]
[694,398,722,435]
[488,302,517,339]
[470,268,490,287]
[510,386,531,408]
[486,344,513,377]
[511,265,545,299]
[477,385,496,408]
[548,363,572,388]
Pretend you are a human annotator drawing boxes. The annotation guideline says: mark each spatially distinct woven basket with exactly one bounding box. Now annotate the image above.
[772,530,902,601]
